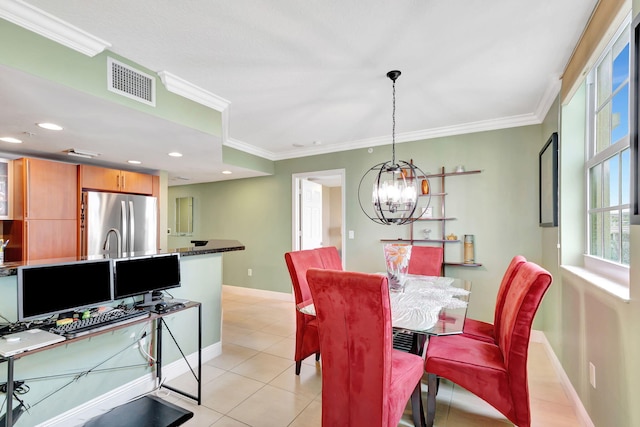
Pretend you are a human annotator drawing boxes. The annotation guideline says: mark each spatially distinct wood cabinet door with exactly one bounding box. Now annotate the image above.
[24,219,77,260]
[79,165,120,192]
[120,171,153,195]
[25,158,77,220]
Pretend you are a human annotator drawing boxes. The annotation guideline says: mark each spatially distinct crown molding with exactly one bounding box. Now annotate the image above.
[534,77,561,121]
[269,113,543,161]
[157,71,231,113]
[0,0,111,57]
[224,137,277,161]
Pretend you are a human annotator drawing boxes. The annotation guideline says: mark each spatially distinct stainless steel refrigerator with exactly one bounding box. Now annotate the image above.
[81,191,158,257]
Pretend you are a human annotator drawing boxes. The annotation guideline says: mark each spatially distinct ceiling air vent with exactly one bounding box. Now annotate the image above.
[107,57,156,106]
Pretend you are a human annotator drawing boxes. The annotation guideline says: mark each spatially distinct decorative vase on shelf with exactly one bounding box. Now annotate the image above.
[463,234,475,264]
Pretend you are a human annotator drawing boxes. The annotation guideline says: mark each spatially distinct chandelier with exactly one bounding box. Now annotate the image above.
[358,70,430,225]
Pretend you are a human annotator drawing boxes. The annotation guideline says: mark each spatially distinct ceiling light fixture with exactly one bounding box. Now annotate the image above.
[222,170,232,175]
[64,148,100,159]
[168,152,183,157]
[37,122,63,131]
[358,70,430,225]
[0,137,22,144]
[127,160,142,165]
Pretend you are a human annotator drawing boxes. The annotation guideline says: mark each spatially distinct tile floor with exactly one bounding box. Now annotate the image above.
[161,288,584,426]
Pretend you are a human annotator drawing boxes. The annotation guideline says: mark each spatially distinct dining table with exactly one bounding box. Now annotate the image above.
[297,274,472,355]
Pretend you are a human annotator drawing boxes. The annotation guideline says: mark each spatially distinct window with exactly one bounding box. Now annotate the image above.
[586,19,630,267]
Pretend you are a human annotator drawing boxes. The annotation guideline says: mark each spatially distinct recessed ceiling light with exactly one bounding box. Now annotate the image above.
[0,137,22,144]
[222,170,232,175]
[168,152,183,157]
[37,122,63,131]
[127,160,142,165]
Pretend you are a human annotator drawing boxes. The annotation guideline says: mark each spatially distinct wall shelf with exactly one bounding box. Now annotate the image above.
[380,166,482,273]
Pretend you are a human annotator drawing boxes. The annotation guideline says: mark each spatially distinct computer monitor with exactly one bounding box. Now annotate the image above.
[113,253,181,305]
[17,259,114,322]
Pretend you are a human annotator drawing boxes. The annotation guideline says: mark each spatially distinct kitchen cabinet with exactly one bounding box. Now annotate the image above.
[80,164,154,195]
[0,159,11,219]
[8,158,78,261]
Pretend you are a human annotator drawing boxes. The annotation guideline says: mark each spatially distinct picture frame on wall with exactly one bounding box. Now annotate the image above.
[539,132,559,227]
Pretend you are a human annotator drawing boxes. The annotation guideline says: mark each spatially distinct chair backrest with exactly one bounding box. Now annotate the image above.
[307,268,393,426]
[407,245,444,276]
[492,255,527,338]
[316,246,343,270]
[284,247,343,305]
[496,261,552,426]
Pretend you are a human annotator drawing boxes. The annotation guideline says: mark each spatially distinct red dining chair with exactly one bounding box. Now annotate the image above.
[462,255,527,343]
[284,247,342,375]
[424,261,552,427]
[407,246,444,276]
[307,268,425,427]
[316,246,343,270]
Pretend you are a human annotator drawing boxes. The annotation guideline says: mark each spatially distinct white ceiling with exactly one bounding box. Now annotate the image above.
[0,0,598,185]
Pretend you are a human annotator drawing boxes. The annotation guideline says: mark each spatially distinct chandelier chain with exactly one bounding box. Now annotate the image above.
[391,78,396,165]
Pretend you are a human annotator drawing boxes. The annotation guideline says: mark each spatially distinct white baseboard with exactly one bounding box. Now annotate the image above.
[530,330,594,427]
[222,284,294,302]
[38,341,222,427]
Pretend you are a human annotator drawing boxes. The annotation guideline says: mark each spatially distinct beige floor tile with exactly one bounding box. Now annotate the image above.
[259,320,296,338]
[262,337,295,359]
[200,371,265,414]
[227,330,289,352]
[230,352,294,383]
[288,399,322,427]
[268,361,322,400]
[166,364,227,394]
[210,416,252,426]
[226,384,313,427]
[208,342,259,371]
[165,393,224,427]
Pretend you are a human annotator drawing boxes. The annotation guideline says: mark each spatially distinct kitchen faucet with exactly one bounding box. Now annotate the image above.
[103,228,122,257]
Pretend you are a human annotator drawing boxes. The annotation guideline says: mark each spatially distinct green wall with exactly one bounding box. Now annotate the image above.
[170,124,546,326]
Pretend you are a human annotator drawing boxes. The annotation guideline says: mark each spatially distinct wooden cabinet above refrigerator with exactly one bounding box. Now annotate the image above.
[79,164,154,195]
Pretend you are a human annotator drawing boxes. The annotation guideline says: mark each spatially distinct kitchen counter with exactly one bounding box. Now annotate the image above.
[0,239,245,276]
[172,239,245,256]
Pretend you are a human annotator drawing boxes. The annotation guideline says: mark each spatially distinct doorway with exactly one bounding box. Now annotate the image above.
[292,169,346,267]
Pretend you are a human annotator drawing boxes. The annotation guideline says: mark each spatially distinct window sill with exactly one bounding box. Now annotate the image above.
[561,265,630,302]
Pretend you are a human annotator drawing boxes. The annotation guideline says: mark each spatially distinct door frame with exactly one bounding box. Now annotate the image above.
[292,169,346,268]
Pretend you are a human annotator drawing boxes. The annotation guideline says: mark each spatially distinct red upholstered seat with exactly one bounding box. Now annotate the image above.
[462,255,527,343]
[424,261,552,427]
[307,269,425,427]
[284,247,342,375]
[407,246,444,276]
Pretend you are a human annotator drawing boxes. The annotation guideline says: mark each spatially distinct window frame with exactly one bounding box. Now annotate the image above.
[585,15,631,274]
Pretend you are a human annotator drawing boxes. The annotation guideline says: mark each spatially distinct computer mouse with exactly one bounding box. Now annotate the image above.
[3,335,20,343]
[155,302,167,312]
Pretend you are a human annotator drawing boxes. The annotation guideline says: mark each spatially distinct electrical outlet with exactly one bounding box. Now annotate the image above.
[348,230,355,239]
[248,268,252,277]
[589,362,596,388]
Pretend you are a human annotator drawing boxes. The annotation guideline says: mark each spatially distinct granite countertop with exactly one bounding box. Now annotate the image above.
[0,239,245,276]
[171,239,246,256]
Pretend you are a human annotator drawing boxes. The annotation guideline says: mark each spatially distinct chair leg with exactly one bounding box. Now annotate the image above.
[315,352,320,362]
[410,380,425,427]
[426,373,437,427]
[295,361,302,375]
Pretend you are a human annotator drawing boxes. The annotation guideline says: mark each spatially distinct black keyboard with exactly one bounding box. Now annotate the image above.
[50,308,150,338]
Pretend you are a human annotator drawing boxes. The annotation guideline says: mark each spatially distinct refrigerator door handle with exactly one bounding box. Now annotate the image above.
[129,200,135,253]
[121,200,128,254]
